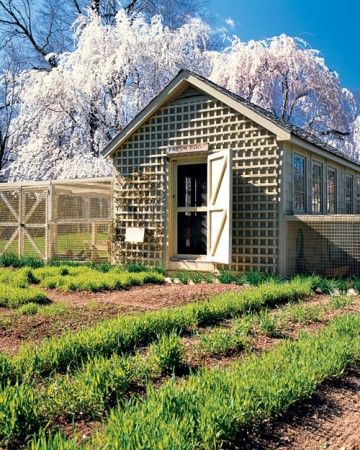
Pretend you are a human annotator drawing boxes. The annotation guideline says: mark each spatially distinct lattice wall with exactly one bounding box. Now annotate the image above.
[286,216,360,277]
[113,87,280,272]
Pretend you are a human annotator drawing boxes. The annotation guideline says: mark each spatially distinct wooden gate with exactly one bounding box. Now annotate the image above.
[0,186,48,259]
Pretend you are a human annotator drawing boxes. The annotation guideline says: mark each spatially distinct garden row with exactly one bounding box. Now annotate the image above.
[0,278,342,447]
[30,312,360,449]
[0,277,312,385]
[0,266,164,308]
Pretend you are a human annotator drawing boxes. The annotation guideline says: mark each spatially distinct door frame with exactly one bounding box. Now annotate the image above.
[169,156,208,261]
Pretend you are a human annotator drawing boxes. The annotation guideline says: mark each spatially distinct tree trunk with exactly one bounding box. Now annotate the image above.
[91,0,100,14]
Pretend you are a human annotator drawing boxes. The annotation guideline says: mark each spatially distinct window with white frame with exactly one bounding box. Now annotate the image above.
[326,168,336,214]
[345,174,353,214]
[311,162,322,213]
[357,177,360,214]
[293,154,306,212]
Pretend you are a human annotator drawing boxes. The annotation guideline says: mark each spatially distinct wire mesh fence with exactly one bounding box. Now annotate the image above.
[286,215,360,277]
[0,178,112,262]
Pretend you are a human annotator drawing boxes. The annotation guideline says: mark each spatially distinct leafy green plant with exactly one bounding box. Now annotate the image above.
[217,270,240,284]
[122,262,166,275]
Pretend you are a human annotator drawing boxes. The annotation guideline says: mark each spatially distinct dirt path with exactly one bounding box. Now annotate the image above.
[237,362,360,450]
[46,283,243,310]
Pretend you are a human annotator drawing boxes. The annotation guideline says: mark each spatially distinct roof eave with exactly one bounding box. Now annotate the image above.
[102,70,291,158]
[289,134,360,171]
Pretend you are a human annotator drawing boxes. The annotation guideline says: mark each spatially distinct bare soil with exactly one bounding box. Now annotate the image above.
[0,283,242,355]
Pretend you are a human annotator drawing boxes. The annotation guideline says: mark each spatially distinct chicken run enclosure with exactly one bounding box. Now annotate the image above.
[0,177,112,262]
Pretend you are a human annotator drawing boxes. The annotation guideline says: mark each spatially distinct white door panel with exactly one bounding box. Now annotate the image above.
[207,148,232,264]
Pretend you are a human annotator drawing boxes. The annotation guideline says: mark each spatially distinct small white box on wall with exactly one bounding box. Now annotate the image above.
[125,227,145,243]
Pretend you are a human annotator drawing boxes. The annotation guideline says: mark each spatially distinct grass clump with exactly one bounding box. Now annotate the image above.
[197,322,251,357]
[148,333,184,375]
[122,262,166,275]
[171,271,214,284]
[256,310,285,337]
[17,303,39,316]
[328,295,353,309]
[0,335,185,446]
[0,253,43,269]
[280,303,325,325]
[0,285,48,309]
[218,270,279,286]
[33,267,164,292]
[33,313,360,449]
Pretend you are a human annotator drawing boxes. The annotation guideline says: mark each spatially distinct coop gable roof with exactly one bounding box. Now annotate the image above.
[102,69,360,170]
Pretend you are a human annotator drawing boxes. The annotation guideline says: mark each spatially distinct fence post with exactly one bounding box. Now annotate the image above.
[18,187,24,257]
[91,222,96,262]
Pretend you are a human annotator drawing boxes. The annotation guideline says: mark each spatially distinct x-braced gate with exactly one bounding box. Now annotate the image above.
[0,186,49,260]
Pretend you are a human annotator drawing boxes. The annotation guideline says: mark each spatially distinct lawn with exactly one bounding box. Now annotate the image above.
[0,270,358,448]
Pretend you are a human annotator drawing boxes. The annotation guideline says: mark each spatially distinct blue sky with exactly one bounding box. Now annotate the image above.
[209,0,360,91]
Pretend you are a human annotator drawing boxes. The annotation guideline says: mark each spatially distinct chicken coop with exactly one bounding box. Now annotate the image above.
[0,177,112,262]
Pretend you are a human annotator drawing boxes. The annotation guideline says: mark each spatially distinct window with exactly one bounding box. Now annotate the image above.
[357,177,360,214]
[345,174,353,214]
[293,155,306,212]
[311,162,322,213]
[327,168,336,214]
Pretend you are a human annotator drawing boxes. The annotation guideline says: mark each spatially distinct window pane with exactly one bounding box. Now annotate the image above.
[177,212,207,254]
[293,155,305,212]
[327,168,336,214]
[177,164,207,208]
[345,174,353,214]
[357,177,360,214]
[311,162,322,213]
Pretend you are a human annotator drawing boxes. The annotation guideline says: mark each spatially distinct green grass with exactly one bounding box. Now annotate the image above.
[196,318,252,357]
[0,334,186,447]
[0,285,48,309]
[0,277,313,387]
[218,270,280,286]
[29,312,360,450]
[171,271,215,284]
